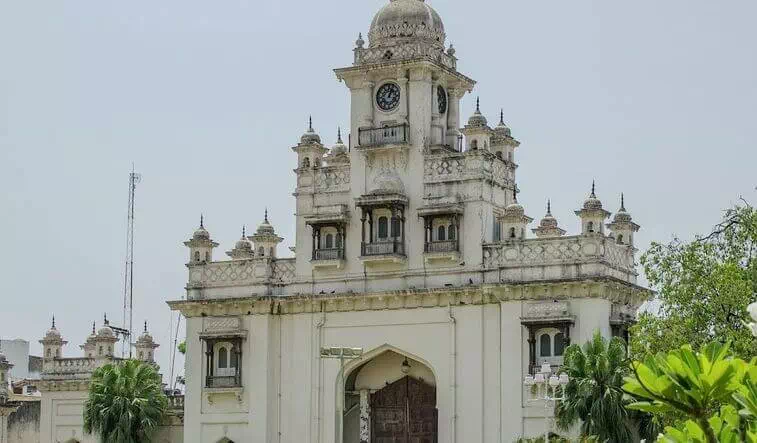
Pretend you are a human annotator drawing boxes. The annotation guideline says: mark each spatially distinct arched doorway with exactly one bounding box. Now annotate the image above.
[342,348,437,443]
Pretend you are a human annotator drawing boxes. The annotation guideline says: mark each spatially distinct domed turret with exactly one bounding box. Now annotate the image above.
[467,97,488,128]
[532,200,566,238]
[0,348,12,402]
[135,321,159,363]
[227,226,255,260]
[331,128,347,156]
[184,215,219,265]
[249,209,284,258]
[368,0,446,49]
[461,98,493,152]
[493,110,511,138]
[40,316,67,360]
[300,116,322,145]
[92,314,118,358]
[607,194,640,246]
[499,189,532,240]
[294,117,328,170]
[575,181,611,235]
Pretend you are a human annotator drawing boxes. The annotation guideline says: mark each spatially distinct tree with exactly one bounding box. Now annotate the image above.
[84,359,168,443]
[632,202,757,360]
[556,331,658,442]
[623,341,757,442]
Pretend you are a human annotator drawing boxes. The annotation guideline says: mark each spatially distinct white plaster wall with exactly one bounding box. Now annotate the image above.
[38,391,96,443]
[0,341,30,380]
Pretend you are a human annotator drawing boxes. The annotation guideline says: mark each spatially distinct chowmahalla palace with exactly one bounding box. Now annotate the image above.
[12,0,652,442]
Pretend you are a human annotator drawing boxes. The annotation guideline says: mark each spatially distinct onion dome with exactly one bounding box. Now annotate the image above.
[613,193,632,223]
[45,316,61,339]
[582,181,604,211]
[533,200,567,238]
[300,116,322,145]
[228,226,255,259]
[467,97,488,127]
[256,209,276,236]
[331,128,348,156]
[97,314,115,338]
[192,215,210,240]
[494,110,512,138]
[368,0,446,49]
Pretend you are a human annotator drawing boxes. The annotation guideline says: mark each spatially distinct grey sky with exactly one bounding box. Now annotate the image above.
[1,0,755,377]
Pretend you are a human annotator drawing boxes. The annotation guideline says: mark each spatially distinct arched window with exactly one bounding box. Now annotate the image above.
[448,225,456,241]
[258,247,265,256]
[194,251,200,262]
[437,225,446,241]
[205,252,210,262]
[139,351,144,360]
[539,334,552,358]
[335,233,343,249]
[46,348,51,357]
[302,158,310,168]
[508,152,513,162]
[230,348,238,369]
[509,227,516,239]
[617,234,624,244]
[325,233,334,249]
[378,217,388,239]
[218,348,228,369]
[98,346,103,356]
[471,140,478,150]
[554,333,565,357]
[495,151,503,159]
[391,217,401,238]
[587,221,594,233]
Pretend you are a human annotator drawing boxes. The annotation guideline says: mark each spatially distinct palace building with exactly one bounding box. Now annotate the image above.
[168,0,650,441]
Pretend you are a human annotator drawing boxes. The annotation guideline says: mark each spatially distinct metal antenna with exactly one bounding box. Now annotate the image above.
[122,164,141,358]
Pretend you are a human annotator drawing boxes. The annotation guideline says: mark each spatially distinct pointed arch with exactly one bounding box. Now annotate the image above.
[338,344,438,390]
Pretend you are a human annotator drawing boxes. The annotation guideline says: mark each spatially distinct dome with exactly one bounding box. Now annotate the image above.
[137,322,154,344]
[582,182,603,211]
[331,128,347,156]
[539,202,558,228]
[255,210,276,236]
[97,325,114,338]
[494,110,511,137]
[235,226,253,250]
[192,215,210,240]
[300,117,322,145]
[467,98,488,127]
[44,317,61,340]
[504,201,524,218]
[613,194,632,222]
[368,0,446,49]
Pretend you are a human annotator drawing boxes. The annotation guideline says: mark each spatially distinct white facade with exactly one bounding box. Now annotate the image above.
[169,1,650,442]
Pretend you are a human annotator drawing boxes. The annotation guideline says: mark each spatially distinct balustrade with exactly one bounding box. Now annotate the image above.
[358,124,408,147]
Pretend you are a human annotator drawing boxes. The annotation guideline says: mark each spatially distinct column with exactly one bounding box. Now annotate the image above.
[446,88,461,147]
[312,227,317,260]
[359,389,370,443]
[397,69,409,125]
[527,327,536,374]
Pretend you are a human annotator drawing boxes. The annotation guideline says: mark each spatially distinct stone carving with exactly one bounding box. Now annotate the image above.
[523,302,570,320]
[315,166,351,192]
[204,317,241,332]
[273,259,296,284]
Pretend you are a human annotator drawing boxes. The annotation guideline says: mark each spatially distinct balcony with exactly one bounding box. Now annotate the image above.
[360,241,406,265]
[206,374,241,388]
[357,124,409,149]
[424,240,458,253]
[312,248,345,269]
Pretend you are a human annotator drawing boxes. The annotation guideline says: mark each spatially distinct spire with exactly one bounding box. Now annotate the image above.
[590,180,596,198]
[103,313,108,325]
[547,199,552,215]
[242,225,246,237]
[308,116,313,132]
[620,193,626,211]
[513,187,518,203]
[52,316,55,329]
[500,109,504,125]
[92,322,95,334]
[200,214,204,229]
[476,97,481,113]
[144,321,148,333]
[264,208,269,223]
[337,127,343,144]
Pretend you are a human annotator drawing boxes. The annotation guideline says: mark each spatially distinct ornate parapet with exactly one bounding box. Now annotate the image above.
[41,358,97,377]
[424,151,513,189]
[314,165,350,193]
[187,257,296,291]
[483,235,638,282]
[354,42,456,69]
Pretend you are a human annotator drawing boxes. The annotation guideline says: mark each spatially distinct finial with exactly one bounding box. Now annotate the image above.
[337,127,343,144]
[200,214,204,229]
[547,199,552,215]
[513,187,518,203]
[52,316,56,329]
[620,193,626,211]
[92,322,95,334]
[500,109,504,125]
[264,208,269,223]
[103,313,108,325]
[308,116,313,132]
[476,97,480,113]
[144,321,148,333]
[591,180,596,198]
[242,225,246,238]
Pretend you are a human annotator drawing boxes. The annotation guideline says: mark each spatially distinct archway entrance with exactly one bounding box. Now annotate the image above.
[342,348,437,443]
[372,376,437,443]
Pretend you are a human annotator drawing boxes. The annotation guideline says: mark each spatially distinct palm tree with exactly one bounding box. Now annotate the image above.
[84,359,168,443]
[555,331,647,442]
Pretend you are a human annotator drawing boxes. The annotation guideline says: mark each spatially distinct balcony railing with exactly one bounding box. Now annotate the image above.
[362,241,405,256]
[424,240,459,253]
[358,124,408,147]
[313,248,344,261]
[206,375,241,388]
[167,395,185,410]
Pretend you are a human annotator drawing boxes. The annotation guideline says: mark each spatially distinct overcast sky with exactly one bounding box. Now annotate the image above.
[1,0,755,380]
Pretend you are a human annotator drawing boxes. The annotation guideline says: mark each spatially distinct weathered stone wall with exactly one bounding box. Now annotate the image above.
[8,401,40,443]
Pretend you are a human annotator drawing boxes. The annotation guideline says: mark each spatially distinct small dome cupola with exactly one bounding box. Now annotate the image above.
[300,116,322,145]
[92,314,119,358]
[532,200,567,238]
[96,314,115,339]
[575,181,611,235]
[499,189,532,241]
[250,209,284,258]
[494,110,511,138]
[184,215,219,265]
[227,226,255,260]
[368,0,446,49]
[467,97,488,128]
[135,321,159,363]
[40,316,68,360]
[331,128,347,155]
[606,193,641,246]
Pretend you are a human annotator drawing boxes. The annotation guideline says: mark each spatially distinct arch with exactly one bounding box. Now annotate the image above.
[302,157,310,168]
[325,233,334,249]
[437,225,446,241]
[218,347,228,369]
[617,234,624,244]
[509,227,516,239]
[258,246,265,256]
[194,251,200,262]
[470,139,478,150]
[587,221,595,233]
[539,334,552,358]
[338,344,438,396]
[554,333,566,357]
[378,216,388,239]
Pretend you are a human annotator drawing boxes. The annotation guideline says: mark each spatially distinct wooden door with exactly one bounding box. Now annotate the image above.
[371,376,437,443]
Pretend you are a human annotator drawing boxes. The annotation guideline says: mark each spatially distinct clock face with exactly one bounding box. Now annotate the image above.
[437,86,447,114]
[376,83,401,112]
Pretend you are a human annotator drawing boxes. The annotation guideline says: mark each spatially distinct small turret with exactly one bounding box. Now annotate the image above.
[326,128,350,164]
[80,321,98,358]
[40,316,67,360]
[461,98,493,151]
[575,181,610,235]
[249,209,284,258]
[500,189,533,240]
[532,200,566,238]
[184,215,219,265]
[92,314,118,358]
[293,116,328,170]
[606,194,640,246]
[491,109,520,162]
[227,226,255,260]
[135,322,159,363]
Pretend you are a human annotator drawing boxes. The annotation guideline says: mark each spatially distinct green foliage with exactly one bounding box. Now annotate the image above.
[177,341,186,355]
[624,341,757,442]
[632,203,757,360]
[556,331,657,442]
[515,435,599,443]
[83,359,168,443]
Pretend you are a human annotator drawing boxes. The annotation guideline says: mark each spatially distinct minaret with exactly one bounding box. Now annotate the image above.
[491,109,520,163]
[461,98,493,151]
[227,226,255,260]
[500,189,533,240]
[80,322,98,358]
[249,209,284,258]
[184,215,219,265]
[135,322,159,363]
[575,181,610,235]
[292,117,328,170]
[607,194,640,247]
[92,315,119,358]
[39,316,67,361]
[532,200,566,238]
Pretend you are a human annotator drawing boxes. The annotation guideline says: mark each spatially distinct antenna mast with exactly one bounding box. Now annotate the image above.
[122,166,141,358]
